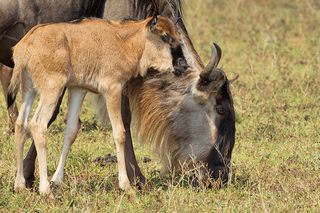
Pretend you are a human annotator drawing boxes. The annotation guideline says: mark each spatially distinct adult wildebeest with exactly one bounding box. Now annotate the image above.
[2,0,236,190]
[9,15,182,195]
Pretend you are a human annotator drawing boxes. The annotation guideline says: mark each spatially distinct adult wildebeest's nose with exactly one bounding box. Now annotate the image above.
[208,165,229,186]
[207,146,229,186]
[173,57,188,76]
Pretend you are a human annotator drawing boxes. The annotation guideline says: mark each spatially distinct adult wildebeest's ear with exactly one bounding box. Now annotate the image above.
[149,15,158,31]
[229,74,239,84]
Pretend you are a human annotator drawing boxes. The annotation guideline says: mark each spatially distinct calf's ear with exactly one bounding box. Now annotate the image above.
[149,16,158,31]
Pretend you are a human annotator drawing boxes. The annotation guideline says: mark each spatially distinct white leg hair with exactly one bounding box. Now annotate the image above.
[105,83,133,192]
[51,88,86,185]
[14,89,36,192]
[29,89,64,196]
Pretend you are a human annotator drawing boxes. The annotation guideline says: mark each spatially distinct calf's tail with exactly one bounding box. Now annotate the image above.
[7,64,22,109]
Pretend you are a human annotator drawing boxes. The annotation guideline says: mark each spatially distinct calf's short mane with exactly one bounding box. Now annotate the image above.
[16,17,153,46]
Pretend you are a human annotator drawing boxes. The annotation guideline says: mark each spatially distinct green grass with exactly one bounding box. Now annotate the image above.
[0,0,319,211]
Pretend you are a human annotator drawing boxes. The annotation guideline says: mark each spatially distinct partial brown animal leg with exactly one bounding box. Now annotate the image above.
[121,95,146,187]
[23,88,67,188]
[23,142,37,188]
[0,65,18,132]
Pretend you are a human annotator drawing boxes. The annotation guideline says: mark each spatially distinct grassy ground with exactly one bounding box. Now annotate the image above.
[0,0,319,211]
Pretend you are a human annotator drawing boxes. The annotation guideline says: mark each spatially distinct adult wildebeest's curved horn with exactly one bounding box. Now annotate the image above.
[173,0,182,24]
[200,43,222,80]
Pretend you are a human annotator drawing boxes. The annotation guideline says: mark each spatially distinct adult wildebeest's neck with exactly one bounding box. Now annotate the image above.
[82,0,107,17]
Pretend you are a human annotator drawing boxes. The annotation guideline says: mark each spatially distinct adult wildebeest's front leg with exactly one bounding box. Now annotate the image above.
[105,84,133,193]
[0,65,18,132]
[23,88,67,188]
[121,95,146,187]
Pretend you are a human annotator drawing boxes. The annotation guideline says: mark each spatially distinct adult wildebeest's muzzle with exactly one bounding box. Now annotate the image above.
[171,45,188,76]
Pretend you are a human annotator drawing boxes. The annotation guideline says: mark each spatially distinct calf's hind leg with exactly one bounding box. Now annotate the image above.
[23,88,67,188]
[105,84,133,192]
[14,89,36,192]
[29,88,65,195]
[51,88,86,185]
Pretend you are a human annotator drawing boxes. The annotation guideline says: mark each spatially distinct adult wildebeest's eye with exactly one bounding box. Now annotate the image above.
[161,34,170,43]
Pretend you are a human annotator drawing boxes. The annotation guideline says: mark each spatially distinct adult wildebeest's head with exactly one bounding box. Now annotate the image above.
[127,43,235,185]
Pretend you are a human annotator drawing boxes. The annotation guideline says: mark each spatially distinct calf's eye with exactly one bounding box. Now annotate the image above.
[161,34,170,43]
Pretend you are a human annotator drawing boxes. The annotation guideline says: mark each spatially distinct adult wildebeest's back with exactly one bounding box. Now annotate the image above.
[0,0,106,67]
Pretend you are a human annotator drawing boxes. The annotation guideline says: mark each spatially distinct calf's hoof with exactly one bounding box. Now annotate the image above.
[14,178,26,192]
[39,182,52,197]
[51,173,64,186]
[119,180,135,195]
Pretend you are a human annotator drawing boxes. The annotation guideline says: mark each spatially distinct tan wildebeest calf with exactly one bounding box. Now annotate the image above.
[8,16,181,195]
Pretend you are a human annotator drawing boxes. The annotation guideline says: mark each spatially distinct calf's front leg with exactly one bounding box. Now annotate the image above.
[106,85,133,193]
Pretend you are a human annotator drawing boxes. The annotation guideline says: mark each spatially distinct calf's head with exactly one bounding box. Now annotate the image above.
[140,16,185,76]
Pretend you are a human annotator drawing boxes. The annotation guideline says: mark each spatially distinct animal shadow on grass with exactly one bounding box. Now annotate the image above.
[81,120,100,132]
[93,154,118,166]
